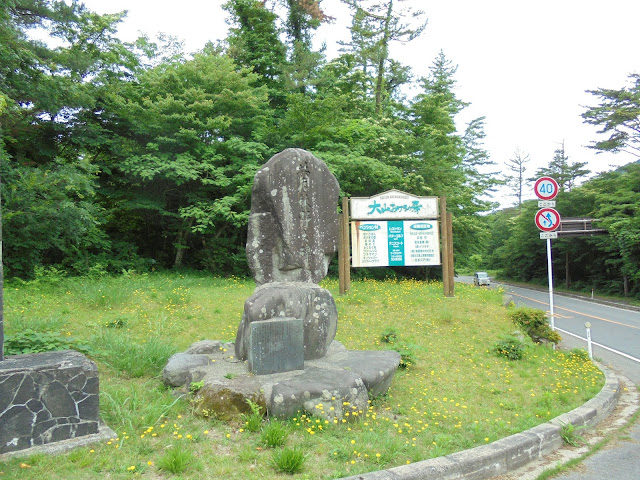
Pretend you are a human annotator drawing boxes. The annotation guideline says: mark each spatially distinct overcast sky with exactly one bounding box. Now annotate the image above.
[80,0,640,205]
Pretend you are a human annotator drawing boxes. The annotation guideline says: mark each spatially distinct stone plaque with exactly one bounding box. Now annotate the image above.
[248,318,304,375]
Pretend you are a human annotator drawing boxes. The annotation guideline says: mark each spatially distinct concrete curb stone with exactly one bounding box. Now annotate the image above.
[340,363,620,480]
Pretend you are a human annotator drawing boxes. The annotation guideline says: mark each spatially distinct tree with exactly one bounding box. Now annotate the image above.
[223,0,287,107]
[0,0,137,277]
[341,0,426,115]
[532,143,590,192]
[102,51,271,272]
[589,162,640,297]
[278,0,332,93]
[504,148,530,207]
[582,73,640,158]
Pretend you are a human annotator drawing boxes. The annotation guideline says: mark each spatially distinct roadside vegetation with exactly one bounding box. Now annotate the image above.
[1,272,604,479]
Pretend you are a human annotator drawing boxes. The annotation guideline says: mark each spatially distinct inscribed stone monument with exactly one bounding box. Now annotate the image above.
[235,149,340,366]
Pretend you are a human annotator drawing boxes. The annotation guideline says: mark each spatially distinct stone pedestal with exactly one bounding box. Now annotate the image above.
[163,340,401,421]
[0,351,101,455]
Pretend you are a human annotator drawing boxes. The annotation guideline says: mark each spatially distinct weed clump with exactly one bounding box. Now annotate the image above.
[261,420,288,447]
[243,398,264,432]
[157,445,195,474]
[272,447,305,474]
[492,335,526,360]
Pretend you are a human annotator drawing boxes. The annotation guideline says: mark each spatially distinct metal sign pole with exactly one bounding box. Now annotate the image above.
[546,237,555,332]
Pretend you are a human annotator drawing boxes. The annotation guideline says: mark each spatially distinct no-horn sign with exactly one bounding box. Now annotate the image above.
[534,176,559,201]
[535,208,561,232]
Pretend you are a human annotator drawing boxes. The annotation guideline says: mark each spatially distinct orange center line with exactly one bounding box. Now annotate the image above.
[509,291,640,331]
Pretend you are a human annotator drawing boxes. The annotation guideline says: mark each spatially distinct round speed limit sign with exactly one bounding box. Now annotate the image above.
[534,177,559,200]
[535,208,561,232]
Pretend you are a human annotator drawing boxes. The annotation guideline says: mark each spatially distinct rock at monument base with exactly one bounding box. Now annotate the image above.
[246,148,340,286]
[235,282,338,362]
[185,340,234,355]
[162,353,215,388]
[194,376,266,421]
[163,340,400,422]
[324,350,401,398]
[269,367,369,420]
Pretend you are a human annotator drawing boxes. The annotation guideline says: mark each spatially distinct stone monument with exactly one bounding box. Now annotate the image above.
[162,148,400,420]
[236,148,340,367]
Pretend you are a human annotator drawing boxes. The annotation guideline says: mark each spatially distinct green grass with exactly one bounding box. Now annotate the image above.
[1,272,605,479]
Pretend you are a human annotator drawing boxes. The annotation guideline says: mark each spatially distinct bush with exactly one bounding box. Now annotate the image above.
[492,335,526,360]
[510,307,562,344]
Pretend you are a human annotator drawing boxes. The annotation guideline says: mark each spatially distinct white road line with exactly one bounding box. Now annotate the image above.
[555,327,640,364]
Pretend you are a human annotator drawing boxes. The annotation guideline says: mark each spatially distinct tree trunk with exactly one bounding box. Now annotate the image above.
[374,0,394,115]
[623,274,629,297]
[173,218,194,269]
[565,250,570,289]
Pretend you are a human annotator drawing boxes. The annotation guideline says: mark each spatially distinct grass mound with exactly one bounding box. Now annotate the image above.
[2,273,603,479]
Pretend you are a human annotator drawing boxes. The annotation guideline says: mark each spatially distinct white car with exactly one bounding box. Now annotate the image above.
[473,272,490,286]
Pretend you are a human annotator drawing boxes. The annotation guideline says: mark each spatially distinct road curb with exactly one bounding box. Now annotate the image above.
[340,363,621,480]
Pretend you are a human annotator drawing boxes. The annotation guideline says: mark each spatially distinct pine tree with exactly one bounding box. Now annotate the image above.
[504,148,530,207]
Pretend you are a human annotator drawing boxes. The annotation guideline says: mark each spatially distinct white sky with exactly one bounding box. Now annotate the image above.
[79,0,640,206]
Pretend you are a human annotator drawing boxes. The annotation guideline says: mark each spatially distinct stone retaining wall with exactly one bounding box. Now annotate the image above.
[0,350,100,455]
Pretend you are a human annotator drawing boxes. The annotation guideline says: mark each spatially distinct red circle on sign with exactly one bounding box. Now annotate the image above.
[534,177,559,200]
[535,208,561,232]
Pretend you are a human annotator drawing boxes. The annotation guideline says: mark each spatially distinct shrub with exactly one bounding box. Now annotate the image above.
[492,335,525,360]
[510,307,562,344]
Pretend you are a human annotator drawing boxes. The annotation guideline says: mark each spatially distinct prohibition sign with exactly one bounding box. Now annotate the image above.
[534,177,559,200]
[535,208,561,232]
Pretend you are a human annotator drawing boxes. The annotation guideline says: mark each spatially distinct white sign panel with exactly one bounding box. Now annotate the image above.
[350,221,388,267]
[351,220,440,267]
[351,190,438,220]
[540,232,558,239]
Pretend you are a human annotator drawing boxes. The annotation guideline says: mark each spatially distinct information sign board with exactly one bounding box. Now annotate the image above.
[351,220,440,267]
[351,190,438,220]
[535,208,561,232]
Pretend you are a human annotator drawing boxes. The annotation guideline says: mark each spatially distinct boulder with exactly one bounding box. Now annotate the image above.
[162,353,214,388]
[235,282,338,361]
[269,367,369,420]
[194,376,266,421]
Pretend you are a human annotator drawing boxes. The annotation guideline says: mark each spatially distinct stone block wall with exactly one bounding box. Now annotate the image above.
[0,350,100,455]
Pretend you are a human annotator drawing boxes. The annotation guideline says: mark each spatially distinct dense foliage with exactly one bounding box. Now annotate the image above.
[1,0,499,279]
[1,1,638,297]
